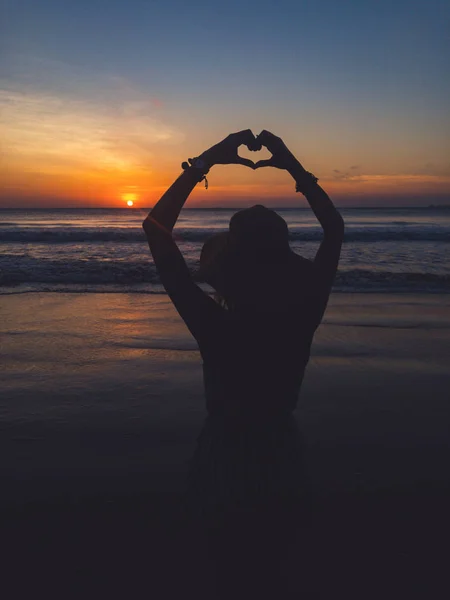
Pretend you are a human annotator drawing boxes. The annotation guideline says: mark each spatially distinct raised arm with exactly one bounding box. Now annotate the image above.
[255,130,345,324]
[142,130,258,343]
[143,129,258,239]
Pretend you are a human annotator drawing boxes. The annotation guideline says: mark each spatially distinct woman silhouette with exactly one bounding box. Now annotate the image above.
[143,130,344,597]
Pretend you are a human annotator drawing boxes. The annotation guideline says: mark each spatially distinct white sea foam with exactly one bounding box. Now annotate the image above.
[1,207,449,293]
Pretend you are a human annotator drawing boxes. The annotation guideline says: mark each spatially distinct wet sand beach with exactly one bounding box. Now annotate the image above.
[1,292,449,598]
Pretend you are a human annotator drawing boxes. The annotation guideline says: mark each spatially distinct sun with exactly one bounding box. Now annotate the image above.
[122,192,138,207]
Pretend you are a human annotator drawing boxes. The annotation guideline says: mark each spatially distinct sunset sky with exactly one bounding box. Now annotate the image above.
[1,0,449,208]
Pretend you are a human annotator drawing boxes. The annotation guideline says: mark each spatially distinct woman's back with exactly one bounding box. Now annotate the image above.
[199,296,317,420]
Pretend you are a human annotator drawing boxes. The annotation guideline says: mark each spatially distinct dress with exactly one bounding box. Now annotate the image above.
[186,412,306,517]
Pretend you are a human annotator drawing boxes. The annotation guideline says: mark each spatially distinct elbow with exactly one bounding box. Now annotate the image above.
[142,216,172,243]
[142,216,157,237]
[142,218,160,244]
[142,215,172,239]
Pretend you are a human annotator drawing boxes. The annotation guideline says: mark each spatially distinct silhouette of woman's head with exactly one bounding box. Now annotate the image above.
[197,205,314,308]
[228,205,291,259]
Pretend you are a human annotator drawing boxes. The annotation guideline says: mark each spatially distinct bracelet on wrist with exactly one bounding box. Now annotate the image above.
[294,171,319,194]
[181,157,210,189]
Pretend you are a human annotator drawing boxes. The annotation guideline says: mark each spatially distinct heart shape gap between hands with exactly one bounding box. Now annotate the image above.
[238,145,273,167]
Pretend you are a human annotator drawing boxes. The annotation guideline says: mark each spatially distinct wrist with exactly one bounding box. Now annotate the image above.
[198,152,215,169]
[181,155,211,176]
[180,156,210,188]
[293,169,319,194]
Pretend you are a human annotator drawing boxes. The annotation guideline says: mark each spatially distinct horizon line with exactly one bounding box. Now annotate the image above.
[1,205,449,210]
[0,204,450,213]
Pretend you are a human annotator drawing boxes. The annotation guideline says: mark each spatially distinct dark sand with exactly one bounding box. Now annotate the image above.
[1,293,449,598]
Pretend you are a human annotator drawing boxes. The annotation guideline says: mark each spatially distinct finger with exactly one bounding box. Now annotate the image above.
[230,129,256,147]
[254,159,276,169]
[257,129,279,140]
[256,130,281,152]
[233,156,256,169]
[247,137,262,152]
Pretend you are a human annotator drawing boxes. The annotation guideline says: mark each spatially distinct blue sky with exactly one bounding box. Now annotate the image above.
[1,0,449,206]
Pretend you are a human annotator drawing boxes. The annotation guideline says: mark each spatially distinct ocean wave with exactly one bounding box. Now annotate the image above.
[1,226,449,243]
[323,320,450,329]
[0,258,160,285]
[1,258,449,293]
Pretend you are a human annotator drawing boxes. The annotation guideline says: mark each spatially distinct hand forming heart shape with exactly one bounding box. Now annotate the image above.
[249,130,300,171]
[199,130,299,172]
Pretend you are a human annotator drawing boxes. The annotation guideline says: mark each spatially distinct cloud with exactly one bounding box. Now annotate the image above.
[332,169,349,180]
[345,174,450,183]
[0,81,184,177]
[332,165,361,179]
[150,98,164,109]
[325,173,450,194]
[418,161,450,176]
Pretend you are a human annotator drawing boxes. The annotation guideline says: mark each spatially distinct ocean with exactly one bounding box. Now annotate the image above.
[1,206,449,294]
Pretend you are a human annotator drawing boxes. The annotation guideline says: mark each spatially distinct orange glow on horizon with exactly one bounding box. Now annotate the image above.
[2,80,449,208]
[122,192,138,203]
[1,160,450,208]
